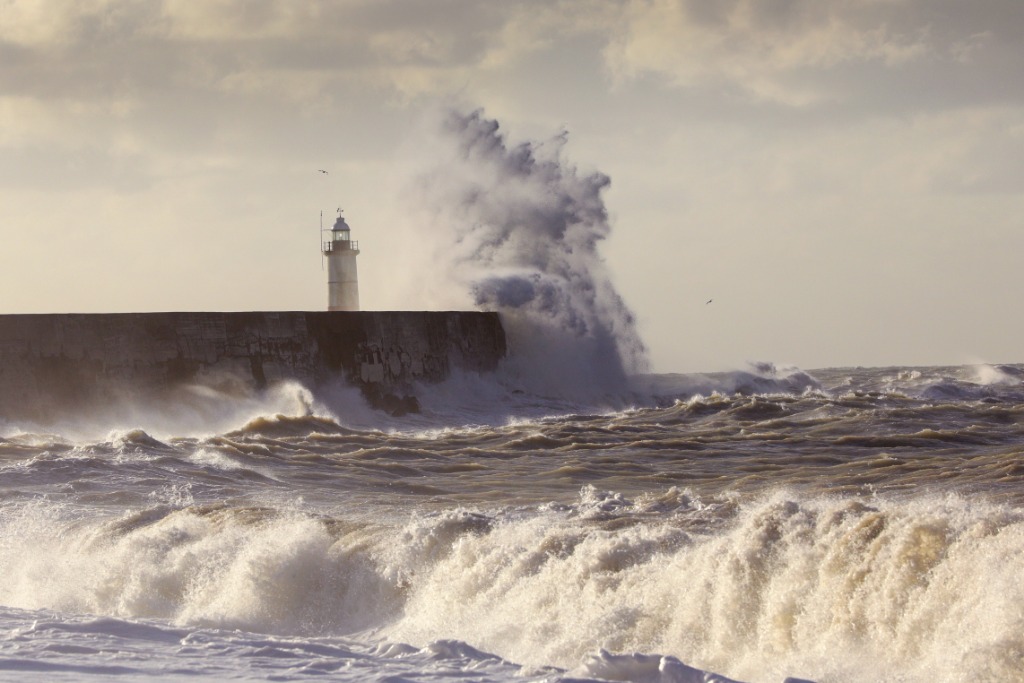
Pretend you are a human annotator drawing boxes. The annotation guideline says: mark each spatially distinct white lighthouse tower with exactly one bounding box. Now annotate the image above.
[322,209,360,311]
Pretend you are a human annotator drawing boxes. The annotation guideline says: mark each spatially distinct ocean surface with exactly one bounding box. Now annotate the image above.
[2,362,1024,683]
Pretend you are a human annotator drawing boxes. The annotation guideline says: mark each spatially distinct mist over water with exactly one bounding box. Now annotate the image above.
[403,109,647,398]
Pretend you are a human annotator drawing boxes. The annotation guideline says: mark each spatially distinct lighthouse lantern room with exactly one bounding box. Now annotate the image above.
[322,209,360,311]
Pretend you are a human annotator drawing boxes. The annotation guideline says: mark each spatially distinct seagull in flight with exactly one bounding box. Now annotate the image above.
[318,169,329,174]
[706,298,713,305]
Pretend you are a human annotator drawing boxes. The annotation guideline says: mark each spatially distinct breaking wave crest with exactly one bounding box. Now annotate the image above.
[1,488,1022,682]
[394,108,647,400]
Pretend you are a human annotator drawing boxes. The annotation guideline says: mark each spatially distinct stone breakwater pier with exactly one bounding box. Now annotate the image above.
[0,311,507,420]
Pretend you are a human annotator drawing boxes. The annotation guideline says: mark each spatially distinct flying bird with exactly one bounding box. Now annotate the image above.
[706,298,713,305]
[318,169,329,174]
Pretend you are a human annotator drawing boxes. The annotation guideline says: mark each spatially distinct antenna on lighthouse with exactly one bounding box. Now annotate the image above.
[320,210,324,270]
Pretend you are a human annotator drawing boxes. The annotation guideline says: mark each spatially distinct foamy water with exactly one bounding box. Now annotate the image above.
[2,363,1023,682]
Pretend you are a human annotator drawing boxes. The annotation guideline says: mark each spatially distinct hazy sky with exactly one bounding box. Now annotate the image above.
[2,0,1023,372]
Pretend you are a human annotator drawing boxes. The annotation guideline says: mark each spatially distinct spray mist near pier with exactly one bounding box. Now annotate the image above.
[397,108,648,399]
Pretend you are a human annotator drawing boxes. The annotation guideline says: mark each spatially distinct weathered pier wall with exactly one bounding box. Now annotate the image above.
[0,311,506,420]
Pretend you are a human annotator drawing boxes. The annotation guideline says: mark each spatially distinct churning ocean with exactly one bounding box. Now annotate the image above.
[2,360,1024,683]
[4,109,1021,682]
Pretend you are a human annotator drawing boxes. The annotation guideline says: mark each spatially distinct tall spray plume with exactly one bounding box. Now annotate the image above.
[405,109,647,397]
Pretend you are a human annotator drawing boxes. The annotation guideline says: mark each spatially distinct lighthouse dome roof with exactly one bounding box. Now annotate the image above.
[333,214,350,230]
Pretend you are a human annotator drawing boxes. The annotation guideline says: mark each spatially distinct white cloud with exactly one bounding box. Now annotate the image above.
[477,0,618,69]
[155,0,318,41]
[600,0,1024,110]
[0,96,58,146]
[603,0,932,103]
[0,0,104,47]
[0,94,139,150]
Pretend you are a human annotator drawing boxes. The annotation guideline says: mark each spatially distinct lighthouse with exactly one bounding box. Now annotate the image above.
[322,209,360,311]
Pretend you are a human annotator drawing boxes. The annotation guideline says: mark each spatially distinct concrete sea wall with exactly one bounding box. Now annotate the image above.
[0,311,506,420]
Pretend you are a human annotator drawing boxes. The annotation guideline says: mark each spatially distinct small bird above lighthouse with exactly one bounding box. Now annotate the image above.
[321,209,360,311]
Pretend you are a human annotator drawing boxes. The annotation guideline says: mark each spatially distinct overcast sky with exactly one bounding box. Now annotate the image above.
[2,0,1023,372]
